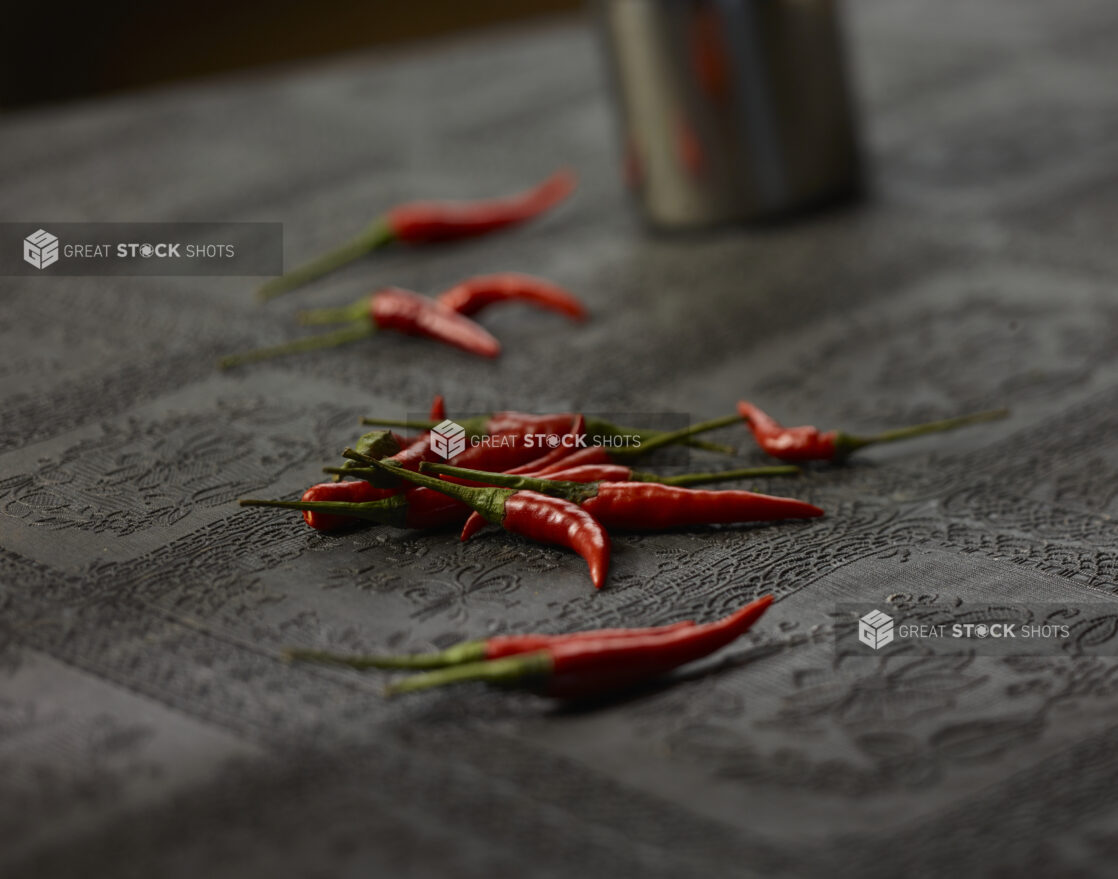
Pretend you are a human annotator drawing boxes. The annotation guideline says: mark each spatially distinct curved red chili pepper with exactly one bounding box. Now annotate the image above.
[384,595,775,698]
[737,400,1010,462]
[357,456,611,589]
[257,169,577,301]
[370,288,500,358]
[501,490,610,589]
[387,169,575,243]
[736,401,837,461]
[436,273,587,321]
[542,595,773,698]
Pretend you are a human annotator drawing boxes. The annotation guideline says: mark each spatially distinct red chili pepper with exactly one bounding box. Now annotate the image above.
[436,273,587,321]
[256,168,577,301]
[353,453,610,589]
[331,415,581,489]
[383,595,775,698]
[502,415,585,474]
[737,401,1010,462]
[287,619,697,670]
[435,416,586,488]
[532,445,611,474]
[220,288,500,369]
[239,485,468,531]
[434,461,813,540]
[294,480,399,531]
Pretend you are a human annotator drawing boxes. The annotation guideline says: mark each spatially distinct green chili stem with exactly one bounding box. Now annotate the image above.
[610,414,741,459]
[345,450,510,523]
[839,407,1010,454]
[237,495,406,524]
[680,438,737,455]
[298,299,369,326]
[286,641,487,670]
[642,465,801,486]
[386,651,553,696]
[419,461,591,503]
[257,220,396,302]
[360,417,438,431]
[218,323,375,369]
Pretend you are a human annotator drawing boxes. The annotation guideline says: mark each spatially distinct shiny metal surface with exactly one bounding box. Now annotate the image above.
[599,0,862,227]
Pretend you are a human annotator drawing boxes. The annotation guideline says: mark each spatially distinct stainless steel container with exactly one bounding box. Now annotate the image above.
[598,0,862,227]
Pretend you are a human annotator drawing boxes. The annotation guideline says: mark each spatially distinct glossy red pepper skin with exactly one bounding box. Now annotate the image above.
[482,620,695,660]
[437,273,587,321]
[401,487,470,529]
[447,412,576,473]
[502,416,585,475]
[501,491,610,589]
[543,464,634,483]
[385,595,775,697]
[299,481,398,531]
[370,288,500,358]
[533,445,612,474]
[387,169,575,243]
[736,401,838,461]
[581,483,822,531]
[541,595,773,698]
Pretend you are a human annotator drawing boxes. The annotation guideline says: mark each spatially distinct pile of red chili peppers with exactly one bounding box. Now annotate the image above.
[240,402,821,591]
[222,169,586,368]
[241,394,1007,700]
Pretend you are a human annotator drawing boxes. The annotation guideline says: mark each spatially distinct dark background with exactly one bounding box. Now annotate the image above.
[2,0,580,109]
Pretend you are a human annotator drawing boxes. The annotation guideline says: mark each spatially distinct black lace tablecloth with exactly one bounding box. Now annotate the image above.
[5,2,1118,875]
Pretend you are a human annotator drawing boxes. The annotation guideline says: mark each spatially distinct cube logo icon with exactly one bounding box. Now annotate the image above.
[24,229,59,269]
[430,419,467,460]
[858,609,894,649]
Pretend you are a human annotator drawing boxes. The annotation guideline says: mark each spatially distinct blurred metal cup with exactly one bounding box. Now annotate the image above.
[598,0,863,227]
